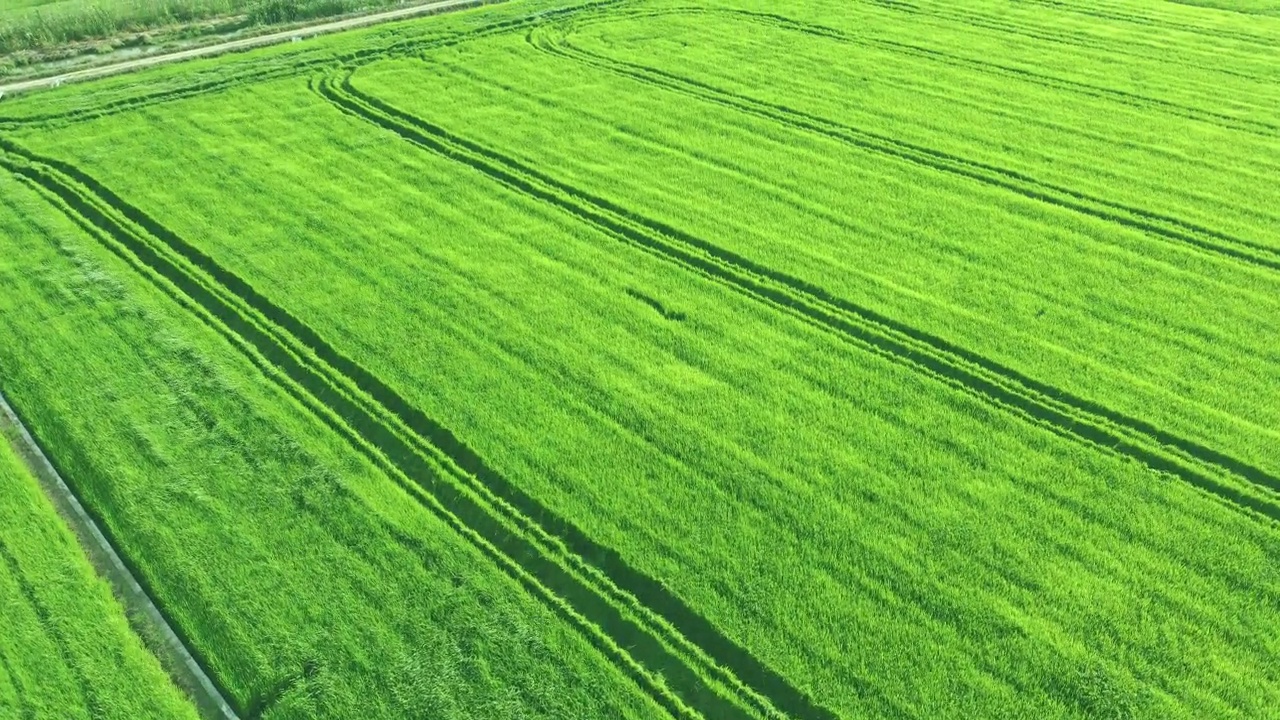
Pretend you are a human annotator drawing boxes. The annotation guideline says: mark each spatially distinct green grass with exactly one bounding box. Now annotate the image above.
[0,0,417,57]
[0,96,670,717]
[1171,0,1280,15]
[0,0,1278,717]
[0,415,199,719]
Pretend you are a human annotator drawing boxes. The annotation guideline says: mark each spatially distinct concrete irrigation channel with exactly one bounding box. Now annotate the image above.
[0,391,240,720]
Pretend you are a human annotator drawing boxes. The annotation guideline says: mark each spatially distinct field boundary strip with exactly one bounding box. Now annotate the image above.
[0,0,625,131]
[0,391,240,720]
[526,20,1280,275]
[0,139,862,720]
[616,6,1278,137]
[313,68,1280,528]
[0,0,508,96]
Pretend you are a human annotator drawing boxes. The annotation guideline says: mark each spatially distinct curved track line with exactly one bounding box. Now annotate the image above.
[0,140,857,719]
[321,68,1280,527]
[0,392,239,720]
[528,23,1280,275]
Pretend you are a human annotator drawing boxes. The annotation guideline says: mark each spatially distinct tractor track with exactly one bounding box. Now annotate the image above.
[0,137,857,720]
[315,68,1280,528]
[528,24,1280,276]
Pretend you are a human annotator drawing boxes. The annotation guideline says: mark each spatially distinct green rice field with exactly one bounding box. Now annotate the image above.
[0,415,198,719]
[0,0,1277,717]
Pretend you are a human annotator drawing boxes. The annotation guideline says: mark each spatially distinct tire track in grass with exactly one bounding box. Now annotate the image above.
[618,6,1279,137]
[869,0,1277,84]
[528,26,1280,275]
[0,143,832,720]
[316,69,1280,526]
[10,91,862,720]
[0,151,705,720]
[1018,0,1280,47]
[0,648,35,720]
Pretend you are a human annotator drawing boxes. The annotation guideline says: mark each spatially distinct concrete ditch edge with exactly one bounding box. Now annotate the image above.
[0,390,239,720]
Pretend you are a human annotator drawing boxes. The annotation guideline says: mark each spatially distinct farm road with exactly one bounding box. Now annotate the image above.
[0,0,503,96]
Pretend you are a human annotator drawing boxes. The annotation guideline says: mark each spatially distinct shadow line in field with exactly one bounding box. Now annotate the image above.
[527,25,1280,276]
[317,70,1280,528]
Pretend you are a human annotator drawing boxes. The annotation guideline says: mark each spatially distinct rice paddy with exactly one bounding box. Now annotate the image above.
[0,0,1277,717]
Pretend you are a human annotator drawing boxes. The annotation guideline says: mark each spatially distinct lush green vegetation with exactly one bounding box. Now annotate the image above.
[0,0,1277,717]
[1172,0,1280,15]
[0,418,199,719]
[0,0,420,57]
[0,163,669,718]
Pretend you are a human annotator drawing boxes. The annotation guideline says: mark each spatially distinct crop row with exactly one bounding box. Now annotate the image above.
[612,6,1277,137]
[530,21,1280,274]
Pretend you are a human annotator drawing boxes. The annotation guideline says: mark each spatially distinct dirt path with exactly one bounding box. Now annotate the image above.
[0,0,501,96]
